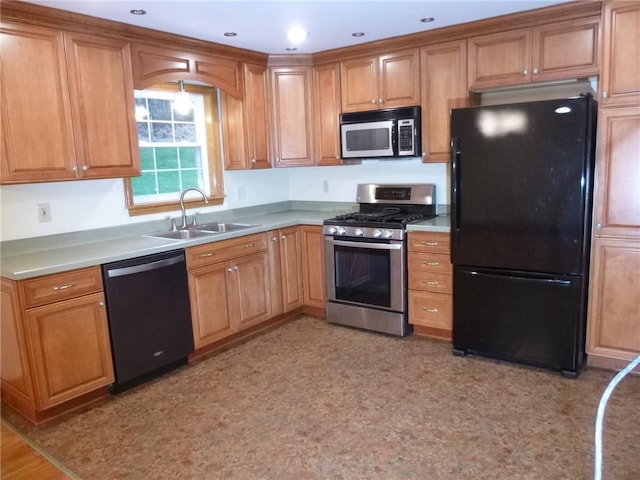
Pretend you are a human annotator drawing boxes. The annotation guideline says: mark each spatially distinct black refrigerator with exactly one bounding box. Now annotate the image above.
[450,94,597,377]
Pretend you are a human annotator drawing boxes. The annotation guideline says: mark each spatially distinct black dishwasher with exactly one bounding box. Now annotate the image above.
[102,249,194,392]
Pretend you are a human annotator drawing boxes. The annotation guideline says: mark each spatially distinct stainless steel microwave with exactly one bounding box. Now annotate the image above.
[340,106,421,159]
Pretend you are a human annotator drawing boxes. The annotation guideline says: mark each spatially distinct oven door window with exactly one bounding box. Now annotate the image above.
[334,243,391,308]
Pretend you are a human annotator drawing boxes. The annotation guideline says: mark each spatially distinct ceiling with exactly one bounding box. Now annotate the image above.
[23,0,569,55]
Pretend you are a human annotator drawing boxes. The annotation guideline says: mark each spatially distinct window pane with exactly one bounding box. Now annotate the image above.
[139,147,155,170]
[151,123,174,142]
[179,147,200,168]
[175,123,196,142]
[132,173,157,196]
[155,147,179,169]
[181,169,202,189]
[148,98,172,121]
[157,171,180,194]
[137,122,150,142]
[173,109,194,122]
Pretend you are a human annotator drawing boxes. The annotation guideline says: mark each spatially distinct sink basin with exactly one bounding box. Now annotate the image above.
[195,222,257,233]
[144,229,218,240]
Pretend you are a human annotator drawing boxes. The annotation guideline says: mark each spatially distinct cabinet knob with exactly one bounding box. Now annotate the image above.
[82,165,89,172]
[602,92,609,99]
[379,98,384,104]
[271,236,278,242]
[251,158,257,163]
[234,265,239,271]
[371,99,377,104]
[227,267,233,273]
[281,235,286,240]
[596,223,602,230]
[98,301,105,307]
[72,165,78,174]
[533,68,538,75]
[523,69,528,75]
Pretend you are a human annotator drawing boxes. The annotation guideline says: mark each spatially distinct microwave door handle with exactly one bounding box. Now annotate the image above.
[327,238,402,250]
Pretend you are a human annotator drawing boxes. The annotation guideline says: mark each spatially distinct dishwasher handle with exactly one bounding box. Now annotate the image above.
[106,254,185,278]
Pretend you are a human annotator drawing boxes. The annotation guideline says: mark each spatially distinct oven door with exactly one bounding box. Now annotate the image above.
[324,236,405,312]
[341,120,394,158]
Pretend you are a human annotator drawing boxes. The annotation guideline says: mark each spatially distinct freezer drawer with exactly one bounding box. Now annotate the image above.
[452,267,587,376]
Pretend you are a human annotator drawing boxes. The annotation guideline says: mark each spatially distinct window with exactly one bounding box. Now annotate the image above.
[124,84,224,215]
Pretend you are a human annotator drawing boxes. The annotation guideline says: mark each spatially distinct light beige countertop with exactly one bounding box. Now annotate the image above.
[1,203,451,280]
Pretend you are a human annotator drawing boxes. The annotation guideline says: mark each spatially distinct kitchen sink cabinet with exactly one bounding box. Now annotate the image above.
[340,48,420,113]
[1,267,114,423]
[269,65,315,167]
[467,17,600,90]
[0,22,140,184]
[599,1,640,106]
[300,225,326,312]
[313,63,343,166]
[267,227,304,316]
[407,232,452,339]
[420,40,467,162]
[187,233,272,349]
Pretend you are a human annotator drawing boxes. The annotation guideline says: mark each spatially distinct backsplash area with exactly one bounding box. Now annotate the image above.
[0,158,448,241]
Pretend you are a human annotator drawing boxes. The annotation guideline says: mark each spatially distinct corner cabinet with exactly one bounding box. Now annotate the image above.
[0,22,140,184]
[340,48,420,112]
[467,17,600,90]
[1,268,115,423]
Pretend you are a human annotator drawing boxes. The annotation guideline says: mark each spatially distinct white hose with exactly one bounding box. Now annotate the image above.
[594,354,640,480]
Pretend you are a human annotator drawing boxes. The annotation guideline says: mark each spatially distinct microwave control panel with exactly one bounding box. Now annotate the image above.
[397,119,415,155]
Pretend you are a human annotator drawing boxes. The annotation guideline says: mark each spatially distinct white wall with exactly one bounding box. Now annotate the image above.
[0,158,448,241]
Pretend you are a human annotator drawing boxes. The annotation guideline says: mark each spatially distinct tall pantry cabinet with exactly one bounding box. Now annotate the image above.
[587,1,640,371]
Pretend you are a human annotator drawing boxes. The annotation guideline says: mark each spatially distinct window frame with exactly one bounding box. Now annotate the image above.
[124,83,225,216]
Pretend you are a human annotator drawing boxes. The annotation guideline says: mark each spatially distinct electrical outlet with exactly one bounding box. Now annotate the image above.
[37,203,51,222]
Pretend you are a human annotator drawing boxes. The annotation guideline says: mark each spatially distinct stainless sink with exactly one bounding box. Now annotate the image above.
[144,223,258,240]
[195,222,257,233]
[144,229,218,240]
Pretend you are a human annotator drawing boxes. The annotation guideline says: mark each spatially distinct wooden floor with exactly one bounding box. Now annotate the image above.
[1,422,72,480]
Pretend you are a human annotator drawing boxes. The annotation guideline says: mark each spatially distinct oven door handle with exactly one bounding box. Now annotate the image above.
[326,238,403,250]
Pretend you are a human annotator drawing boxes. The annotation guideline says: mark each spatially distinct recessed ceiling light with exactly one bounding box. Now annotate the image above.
[420,17,435,23]
[129,9,146,15]
[224,32,237,37]
[352,32,365,37]
[286,27,307,45]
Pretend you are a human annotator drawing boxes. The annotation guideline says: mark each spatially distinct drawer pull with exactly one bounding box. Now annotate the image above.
[200,252,216,258]
[422,241,439,246]
[423,261,440,266]
[243,242,255,248]
[53,283,76,291]
[422,307,439,313]
[423,281,439,285]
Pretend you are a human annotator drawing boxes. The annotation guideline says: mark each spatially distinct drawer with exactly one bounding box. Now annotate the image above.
[409,271,453,294]
[187,233,268,269]
[408,290,452,330]
[408,232,450,254]
[21,266,103,308]
[408,252,452,274]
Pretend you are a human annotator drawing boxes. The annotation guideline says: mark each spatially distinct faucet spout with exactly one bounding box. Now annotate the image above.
[179,187,208,229]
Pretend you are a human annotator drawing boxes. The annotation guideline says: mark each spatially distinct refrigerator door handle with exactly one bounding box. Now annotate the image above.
[450,137,461,246]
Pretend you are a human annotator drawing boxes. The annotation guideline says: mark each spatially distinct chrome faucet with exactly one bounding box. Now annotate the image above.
[179,187,208,229]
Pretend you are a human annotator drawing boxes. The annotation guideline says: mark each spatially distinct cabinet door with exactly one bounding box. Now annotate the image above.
[378,48,420,109]
[313,63,342,165]
[270,66,314,167]
[24,293,114,409]
[188,262,235,348]
[279,227,303,312]
[600,2,640,106]
[531,17,600,83]
[220,92,248,170]
[587,238,640,368]
[267,230,284,316]
[231,252,272,330]
[243,63,271,169]
[64,32,140,178]
[300,225,326,309]
[0,22,77,183]
[593,106,640,238]
[340,56,378,112]
[420,40,467,162]
[468,29,531,89]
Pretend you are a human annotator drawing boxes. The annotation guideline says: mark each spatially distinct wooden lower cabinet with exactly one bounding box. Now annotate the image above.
[187,233,272,349]
[407,232,452,339]
[300,225,326,311]
[267,227,303,316]
[1,267,114,423]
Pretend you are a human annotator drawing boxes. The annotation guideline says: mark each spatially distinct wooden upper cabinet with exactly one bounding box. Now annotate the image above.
[64,32,140,179]
[592,106,640,238]
[468,17,600,90]
[600,1,640,106]
[1,22,77,183]
[131,43,243,98]
[0,22,140,184]
[420,40,467,162]
[270,65,314,167]
[340,48,420,112]
[313,63,342,165]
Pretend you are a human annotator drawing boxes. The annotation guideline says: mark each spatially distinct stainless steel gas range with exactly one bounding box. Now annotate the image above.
[323,183,437,336]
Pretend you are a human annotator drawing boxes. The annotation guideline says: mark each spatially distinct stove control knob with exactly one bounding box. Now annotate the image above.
[327,226,337,235]
[384,230,395,238]
[337,227,347,235]
[372,229,383,238]
[355,228,365,236]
